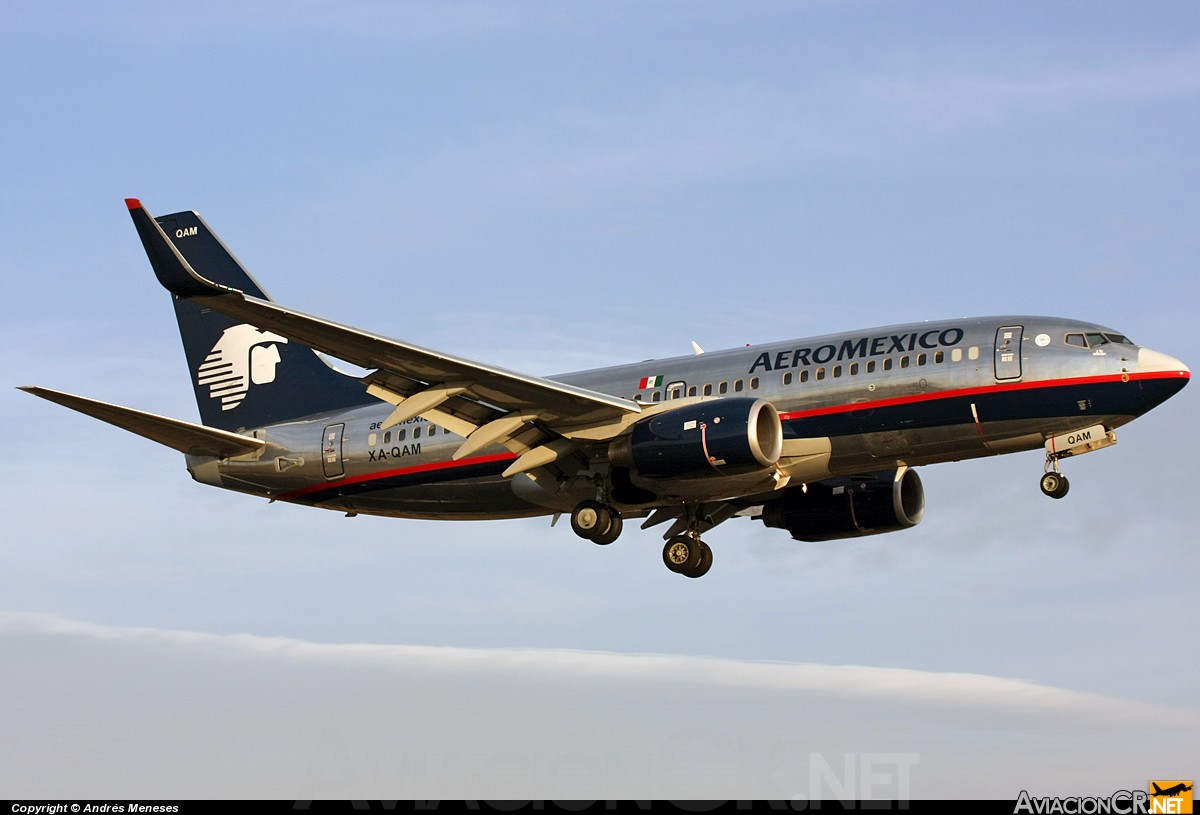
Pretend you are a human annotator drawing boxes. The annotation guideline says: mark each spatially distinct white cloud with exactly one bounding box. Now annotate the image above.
[2,613,1193,800]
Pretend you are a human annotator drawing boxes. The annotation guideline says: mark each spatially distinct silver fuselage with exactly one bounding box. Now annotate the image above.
[190,316,1189,520]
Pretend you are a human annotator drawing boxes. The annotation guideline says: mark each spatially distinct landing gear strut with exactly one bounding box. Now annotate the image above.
[1040,461,1070,499]
[570,499,623,545]
[661,504,714,578]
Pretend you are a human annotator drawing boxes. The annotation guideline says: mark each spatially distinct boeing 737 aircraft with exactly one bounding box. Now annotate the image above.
[21,200,1191,577]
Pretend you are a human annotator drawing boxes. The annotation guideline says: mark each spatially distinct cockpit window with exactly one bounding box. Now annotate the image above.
[1070,331,1136,349]
[1070,331,1132,348]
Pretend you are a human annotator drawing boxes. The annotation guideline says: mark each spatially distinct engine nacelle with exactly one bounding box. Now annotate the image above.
[761,466,925,542]
[608,398,783,479]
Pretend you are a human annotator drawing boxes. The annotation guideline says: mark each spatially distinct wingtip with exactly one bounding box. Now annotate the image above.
[124,198,143,211]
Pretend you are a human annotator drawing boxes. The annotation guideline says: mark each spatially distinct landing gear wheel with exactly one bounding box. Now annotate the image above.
[663,535,704,574]
[1040,472,1070,499]
[571,500,612,540]
[681,542,713,579]
[590,511,623,546]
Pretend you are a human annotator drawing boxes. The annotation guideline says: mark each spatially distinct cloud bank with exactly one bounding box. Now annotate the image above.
[2,613,1192,800]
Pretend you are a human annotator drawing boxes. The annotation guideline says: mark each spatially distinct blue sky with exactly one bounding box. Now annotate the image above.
[2,1,1197,798]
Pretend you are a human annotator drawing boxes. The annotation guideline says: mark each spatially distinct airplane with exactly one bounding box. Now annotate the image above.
[20,199,1191,578]
[1152,783,1193,798]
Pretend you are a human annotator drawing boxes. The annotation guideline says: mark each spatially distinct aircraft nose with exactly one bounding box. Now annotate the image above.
[1135,347,1189,414]
[1138,347,1190,377]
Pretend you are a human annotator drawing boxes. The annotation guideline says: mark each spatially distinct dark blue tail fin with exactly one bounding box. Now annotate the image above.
[148,206,376,432]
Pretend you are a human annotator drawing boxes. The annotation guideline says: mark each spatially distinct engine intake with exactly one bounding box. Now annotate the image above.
[761,467,924,541]
[609,398,783,479]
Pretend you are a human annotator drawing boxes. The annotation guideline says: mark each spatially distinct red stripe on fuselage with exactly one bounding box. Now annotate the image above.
[777,370,1187,421]
[278,451,518,502]
[274,369,1188,502]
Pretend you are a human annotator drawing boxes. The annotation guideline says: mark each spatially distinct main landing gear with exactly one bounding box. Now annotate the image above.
[662,534,713,579]
[570,499,623,545]
[660,503,714,578]
[569,498,715,578]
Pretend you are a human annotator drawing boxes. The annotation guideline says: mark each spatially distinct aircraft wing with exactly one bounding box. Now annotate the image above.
[19,386,265,459]
[127,199,643,473]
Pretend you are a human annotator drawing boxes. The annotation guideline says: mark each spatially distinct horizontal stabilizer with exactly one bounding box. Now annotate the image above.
[18,386,265,459]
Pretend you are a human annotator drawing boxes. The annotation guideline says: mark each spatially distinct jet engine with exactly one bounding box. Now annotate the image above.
[608,398,783,479]
[760,466,924,541]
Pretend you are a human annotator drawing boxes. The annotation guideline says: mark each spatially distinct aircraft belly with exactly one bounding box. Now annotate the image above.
[315,477,543,520]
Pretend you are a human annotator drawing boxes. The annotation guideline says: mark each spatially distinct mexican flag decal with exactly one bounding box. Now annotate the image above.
[638,375,664,389]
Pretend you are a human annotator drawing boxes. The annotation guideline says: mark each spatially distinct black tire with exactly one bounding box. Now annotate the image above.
[682,542,713,578]
[590,511,623,545]
[1053,475,1070,499]
[1040,472,1069,499]
[570,500,611,540]
[663,535,703,573]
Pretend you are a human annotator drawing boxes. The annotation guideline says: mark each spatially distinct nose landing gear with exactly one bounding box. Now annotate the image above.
[1039,468,1070,499]
[1039,425,1118,499]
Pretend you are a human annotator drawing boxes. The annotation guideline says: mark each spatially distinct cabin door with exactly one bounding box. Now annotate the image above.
[322,423,346,479]
[994,326,1024,381]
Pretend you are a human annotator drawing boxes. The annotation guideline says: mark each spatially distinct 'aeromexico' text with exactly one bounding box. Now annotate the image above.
[748,327,966,374]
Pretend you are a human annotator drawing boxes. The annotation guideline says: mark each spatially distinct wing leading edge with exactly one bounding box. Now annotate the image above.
[126,199,643,471]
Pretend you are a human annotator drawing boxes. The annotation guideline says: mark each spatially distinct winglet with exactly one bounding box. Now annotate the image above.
[125,198,240,298]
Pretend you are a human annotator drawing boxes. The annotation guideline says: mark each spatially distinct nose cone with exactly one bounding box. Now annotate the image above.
[1138,347,1190,377]
[1137,347,1189,412]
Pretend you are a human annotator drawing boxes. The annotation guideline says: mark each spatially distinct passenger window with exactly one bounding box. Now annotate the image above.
[749,376,759,389]
[430,425,437,436]
[688,386,697,397]
[951,349,963,362]
[866,360,876,374]
[934,350,944,363]
[849,362,859,376]
[384,431,391,444]
[652,391,661,402]
[397,429,406,441]
[800,369,810,383]
[900,356,910,369]
[368,432,378,447]
[883,358,893,371]
[413,426,422,439]
[703,384,713,396]
[968,347,980,360]
[816,367,826,381]
[917,353,927,366]
[782,372,792,386]
[1065,333,1087,348]
[833,365,842,378]
[734,379,744,393]
[719,382,728,395]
